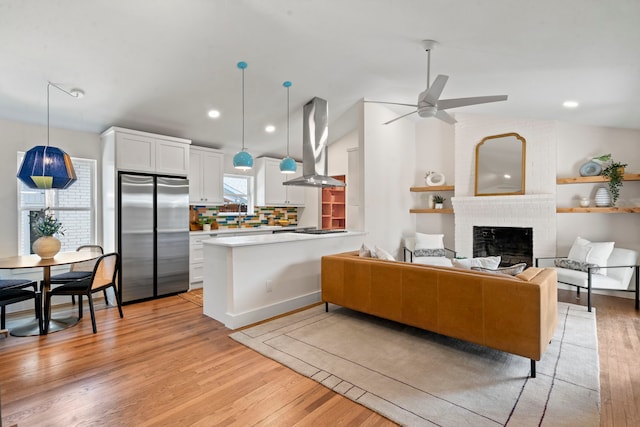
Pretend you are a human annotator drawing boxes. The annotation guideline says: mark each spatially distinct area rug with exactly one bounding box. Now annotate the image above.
[230,302,600,426]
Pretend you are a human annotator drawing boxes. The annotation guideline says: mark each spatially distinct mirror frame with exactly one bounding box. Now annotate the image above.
[474,132,526,196]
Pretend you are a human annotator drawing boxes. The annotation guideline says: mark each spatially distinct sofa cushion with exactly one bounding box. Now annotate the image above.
[414,248,446,257]
[554,258,600,274]
[452,256,501,270]
[471,263,527,276]
[568,237,614,275]
[374,245,395,261]
[415,233,444,251]
[359,243,372,257]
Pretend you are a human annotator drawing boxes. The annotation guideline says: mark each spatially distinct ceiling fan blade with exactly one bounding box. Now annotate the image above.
[437,95,508,110]
[421,75,449,105]
[434,110,457,124]
[383,110,418,125]
[365,100,418,108]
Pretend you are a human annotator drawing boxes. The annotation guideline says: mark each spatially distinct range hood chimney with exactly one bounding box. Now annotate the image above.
[283,97,346,188]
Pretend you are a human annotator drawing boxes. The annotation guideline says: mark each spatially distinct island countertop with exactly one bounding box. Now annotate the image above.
[202,230,366,247]
[202,229,366,329]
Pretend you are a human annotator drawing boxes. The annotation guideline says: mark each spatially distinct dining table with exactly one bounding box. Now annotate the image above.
[0,251,102,336]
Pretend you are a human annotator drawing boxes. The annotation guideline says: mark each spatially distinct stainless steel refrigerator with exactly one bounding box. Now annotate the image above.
[118,173,189,303]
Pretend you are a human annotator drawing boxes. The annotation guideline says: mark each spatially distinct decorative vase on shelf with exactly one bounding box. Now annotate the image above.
[579,197,590,207]
[425,171,446,186]
[435,203,444,210]
[579,161,602,177]
[32,236,61,259]
[594,187,612,207]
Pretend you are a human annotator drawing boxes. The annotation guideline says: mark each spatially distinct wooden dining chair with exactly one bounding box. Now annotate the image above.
[44,252,123,334]
[49,245,104,305]
[0,280,41,335]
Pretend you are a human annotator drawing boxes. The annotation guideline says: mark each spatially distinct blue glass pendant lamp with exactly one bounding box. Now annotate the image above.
[233,61,254,170]
[17,82,82,189]
[280,81,297,174]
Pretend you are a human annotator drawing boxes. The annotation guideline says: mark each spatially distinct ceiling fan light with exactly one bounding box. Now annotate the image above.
[280,156,297,174]
[233,149,253,170]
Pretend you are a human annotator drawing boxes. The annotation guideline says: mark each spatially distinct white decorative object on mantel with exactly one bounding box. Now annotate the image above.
[425,171,446,186]
[594,187,611,207]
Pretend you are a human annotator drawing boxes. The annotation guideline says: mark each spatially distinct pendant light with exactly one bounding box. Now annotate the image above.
[279,81,296,174]
[232,61,254,170]
[17,82,82,189]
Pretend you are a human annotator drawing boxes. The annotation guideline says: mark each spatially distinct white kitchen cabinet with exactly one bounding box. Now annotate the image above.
[189,146,224,205]
[102,127,191,176]
[255,157,305,206]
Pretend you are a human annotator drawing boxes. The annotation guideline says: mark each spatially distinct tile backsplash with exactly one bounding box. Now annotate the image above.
[191,205,298,229]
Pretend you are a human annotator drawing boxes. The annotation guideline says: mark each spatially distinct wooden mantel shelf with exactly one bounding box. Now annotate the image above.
[557,207,640,213]
[410,185,454,192]
[556,174,640,184]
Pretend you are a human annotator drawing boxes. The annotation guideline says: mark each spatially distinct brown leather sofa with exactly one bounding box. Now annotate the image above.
[321,251,558,378]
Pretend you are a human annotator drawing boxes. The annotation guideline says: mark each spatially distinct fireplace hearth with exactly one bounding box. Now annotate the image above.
[473,226,533,267]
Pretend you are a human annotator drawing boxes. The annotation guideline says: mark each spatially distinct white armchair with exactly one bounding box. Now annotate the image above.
[537,247,639,312]
[403,235,456,266]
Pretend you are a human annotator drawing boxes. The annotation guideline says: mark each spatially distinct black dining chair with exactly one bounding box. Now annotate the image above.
[0,279,41,334]
[49,245,104,305]
[44,252,123,334]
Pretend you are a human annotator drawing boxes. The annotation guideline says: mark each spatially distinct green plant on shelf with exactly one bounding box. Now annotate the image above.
[594,153,628,205]
[433,195,446,204]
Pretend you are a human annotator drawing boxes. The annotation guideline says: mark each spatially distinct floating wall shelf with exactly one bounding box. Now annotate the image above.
[556,174,640,184]
[410,185,455,192]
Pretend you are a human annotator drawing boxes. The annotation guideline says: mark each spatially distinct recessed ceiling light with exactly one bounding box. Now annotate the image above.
[208,110,220,118]
[265,125,276,133]
[563,100,579,108]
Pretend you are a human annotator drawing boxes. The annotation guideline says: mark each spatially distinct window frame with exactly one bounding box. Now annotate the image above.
[220,173,254,216]
[17,153,98,255]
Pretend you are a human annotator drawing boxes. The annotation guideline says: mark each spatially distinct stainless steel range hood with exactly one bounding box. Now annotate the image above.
[283,97,346,188]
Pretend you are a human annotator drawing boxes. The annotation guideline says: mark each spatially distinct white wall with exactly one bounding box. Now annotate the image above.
[0,118,102,257]
[362,102,416,259]
[413,119,456,249]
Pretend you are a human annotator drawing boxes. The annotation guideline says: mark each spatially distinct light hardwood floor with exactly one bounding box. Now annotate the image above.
[0,289,638,426]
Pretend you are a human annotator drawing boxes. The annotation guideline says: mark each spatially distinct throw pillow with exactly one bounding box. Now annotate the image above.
[471,263,527,276]
[568,236,614,275]
[452,256,501,270]
[359,243,372,257]
[414,233,444,251]
[414,248,446,257]
[554,258,601,274]
[374,245,395,261]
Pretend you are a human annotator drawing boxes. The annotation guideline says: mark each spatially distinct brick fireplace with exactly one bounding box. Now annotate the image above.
[451,194,556,263]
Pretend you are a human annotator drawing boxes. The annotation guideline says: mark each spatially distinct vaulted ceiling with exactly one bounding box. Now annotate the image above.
[1,0,638,159]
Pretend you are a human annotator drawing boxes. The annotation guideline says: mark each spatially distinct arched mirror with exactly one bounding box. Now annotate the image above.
[475,132,526,196]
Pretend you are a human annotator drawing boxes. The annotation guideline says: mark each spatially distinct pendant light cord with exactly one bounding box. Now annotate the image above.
[286,84,290,157]
[241,67,245,151]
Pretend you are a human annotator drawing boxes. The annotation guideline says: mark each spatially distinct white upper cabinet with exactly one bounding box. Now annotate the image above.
[189,146,224,205]
[102,127,191,176]
[255,157,305,206]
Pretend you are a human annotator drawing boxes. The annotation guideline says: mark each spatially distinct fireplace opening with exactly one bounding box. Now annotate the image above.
[473,226,533,267]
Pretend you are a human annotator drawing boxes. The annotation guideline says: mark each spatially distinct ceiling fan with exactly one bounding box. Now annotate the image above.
[369,40,508,125]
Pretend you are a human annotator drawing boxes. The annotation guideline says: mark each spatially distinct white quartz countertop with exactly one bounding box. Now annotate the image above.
[202,230,366,247]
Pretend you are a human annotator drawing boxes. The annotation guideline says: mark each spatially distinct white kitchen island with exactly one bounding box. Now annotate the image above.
[202,231,365,329]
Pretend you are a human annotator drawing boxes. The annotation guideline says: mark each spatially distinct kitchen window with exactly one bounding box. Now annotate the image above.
[17,154,97,255]
[220,174,254,215]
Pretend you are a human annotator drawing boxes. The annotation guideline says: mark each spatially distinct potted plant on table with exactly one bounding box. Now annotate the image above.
[593,154,628,206]
[30,208,65,259]
[433,194,446,209]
